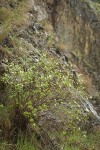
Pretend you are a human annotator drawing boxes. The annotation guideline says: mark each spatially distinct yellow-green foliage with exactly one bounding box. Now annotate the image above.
[0,52,89,147]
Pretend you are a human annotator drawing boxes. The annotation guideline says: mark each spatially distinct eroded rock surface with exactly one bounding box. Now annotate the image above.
[43,0,100,90]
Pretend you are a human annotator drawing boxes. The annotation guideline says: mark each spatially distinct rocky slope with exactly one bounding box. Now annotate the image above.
[0,0,100,150]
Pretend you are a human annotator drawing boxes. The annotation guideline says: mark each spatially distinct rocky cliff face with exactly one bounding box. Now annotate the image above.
[43,0,100,90]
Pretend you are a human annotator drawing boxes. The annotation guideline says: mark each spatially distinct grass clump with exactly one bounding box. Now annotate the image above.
[17,137,35,150]
[64,130,100,150]
[0,0,29,42]
[0,138,36,150]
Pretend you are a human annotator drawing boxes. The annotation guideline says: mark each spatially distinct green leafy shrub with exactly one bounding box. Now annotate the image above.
[1,52,89,148]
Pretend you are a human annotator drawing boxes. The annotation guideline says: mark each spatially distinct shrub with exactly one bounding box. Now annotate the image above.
[1,52,89,148]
